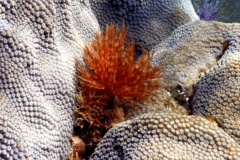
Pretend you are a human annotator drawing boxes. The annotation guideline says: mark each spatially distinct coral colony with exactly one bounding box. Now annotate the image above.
[1,1,240,160]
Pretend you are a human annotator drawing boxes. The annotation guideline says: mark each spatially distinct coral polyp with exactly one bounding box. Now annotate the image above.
[75,23,162,156]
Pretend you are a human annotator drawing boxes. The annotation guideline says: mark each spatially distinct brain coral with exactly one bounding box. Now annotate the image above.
[192,45,240,144]
[90,112,240,159]
[0,0,99,159]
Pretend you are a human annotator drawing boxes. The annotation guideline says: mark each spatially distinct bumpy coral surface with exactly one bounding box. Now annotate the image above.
[90,0,199,55]
[91,112,240,159]
[0,0,99,159]
[89,2,240,159]
[192,48,240,144]
[151,20,240,107]
[1,0,240,159]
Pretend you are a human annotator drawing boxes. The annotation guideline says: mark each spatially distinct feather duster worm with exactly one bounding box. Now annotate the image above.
[75,24,162,157]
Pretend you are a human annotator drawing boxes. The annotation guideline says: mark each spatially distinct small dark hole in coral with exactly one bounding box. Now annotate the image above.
[114,145,124,158]
[175,85,183,92]
[26,63,31,68]
[188,95,195,115]
[214,119,223,128]
[84,146,95,159]
[134,44,143,60]
[222,40,230,53]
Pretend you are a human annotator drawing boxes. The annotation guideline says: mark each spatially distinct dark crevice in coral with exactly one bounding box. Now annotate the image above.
[171,85,193,114]
[188,93,195,115]
[73,125,97,160]
[134,44,143,60]
[114,144,124,158]
[219,40,230,58]
[212,118,222,128]
[215,40,230,61]
[105,95,115,109]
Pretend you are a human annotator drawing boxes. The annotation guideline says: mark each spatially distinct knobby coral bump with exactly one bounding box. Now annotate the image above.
[75,23,162,157]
